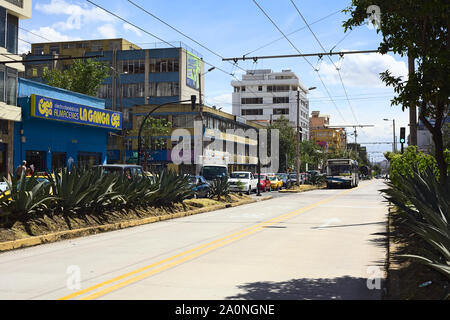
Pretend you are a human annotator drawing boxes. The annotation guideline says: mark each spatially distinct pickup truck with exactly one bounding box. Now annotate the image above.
[228,171,258,195]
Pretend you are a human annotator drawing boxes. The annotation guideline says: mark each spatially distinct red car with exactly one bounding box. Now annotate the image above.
[255,174,272,192]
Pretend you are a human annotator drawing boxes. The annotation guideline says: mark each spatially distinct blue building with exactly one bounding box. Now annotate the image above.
[14,78,122,172]
[23,39,204,163]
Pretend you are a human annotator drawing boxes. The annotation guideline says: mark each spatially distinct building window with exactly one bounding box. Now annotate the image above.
[241,86,245,92]
[6,68,17,105]
[91,42,102,51]
[267,85,290,92]
[49,45,60,54]
[273,108,289,115]
[273,97,289,103]
[6,13,18,54]
[241,97,263,104]
[0,7,6,49]
[241,109,263,116]
[234,87,240,93]
[258,86,262,91]
[149,58,179,73]
[32,46,44,55]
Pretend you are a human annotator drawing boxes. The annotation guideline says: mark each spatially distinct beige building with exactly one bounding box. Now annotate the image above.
[0,0,32,177]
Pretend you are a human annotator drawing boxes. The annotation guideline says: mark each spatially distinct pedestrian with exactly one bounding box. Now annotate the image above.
[29,164,35,175]
[15,160,27,178]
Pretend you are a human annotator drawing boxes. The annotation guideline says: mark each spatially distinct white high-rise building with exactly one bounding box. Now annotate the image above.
[231,69,310,140]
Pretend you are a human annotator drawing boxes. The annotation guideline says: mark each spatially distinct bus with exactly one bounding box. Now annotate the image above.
[200,164,229,184]
[326,159,359,188]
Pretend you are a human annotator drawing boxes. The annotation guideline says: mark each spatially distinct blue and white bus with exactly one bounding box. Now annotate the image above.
[326,159,359,188]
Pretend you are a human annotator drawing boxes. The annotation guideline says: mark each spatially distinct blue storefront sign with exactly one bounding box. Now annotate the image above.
[30,94,122,130]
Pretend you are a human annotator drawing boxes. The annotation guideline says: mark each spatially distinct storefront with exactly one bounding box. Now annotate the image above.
[14,78,122,173]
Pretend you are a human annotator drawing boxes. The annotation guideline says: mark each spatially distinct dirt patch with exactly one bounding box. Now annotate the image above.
[279,184,324,193]
[0,194,251,243]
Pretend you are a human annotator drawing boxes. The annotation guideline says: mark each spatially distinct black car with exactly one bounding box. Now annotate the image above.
[187,175,211,199]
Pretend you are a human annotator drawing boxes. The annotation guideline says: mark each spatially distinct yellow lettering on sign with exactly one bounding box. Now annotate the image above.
[38,98,53,117]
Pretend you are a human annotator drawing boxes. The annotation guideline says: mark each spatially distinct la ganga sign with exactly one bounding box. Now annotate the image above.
[30,94,122,130]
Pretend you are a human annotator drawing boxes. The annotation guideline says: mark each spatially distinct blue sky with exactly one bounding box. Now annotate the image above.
[19,0,412,162]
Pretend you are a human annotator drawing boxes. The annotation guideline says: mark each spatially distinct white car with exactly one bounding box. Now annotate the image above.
[228,171,258,195]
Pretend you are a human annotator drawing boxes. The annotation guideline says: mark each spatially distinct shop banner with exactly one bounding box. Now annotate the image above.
[186,51,201,90]
[30,94,122,130]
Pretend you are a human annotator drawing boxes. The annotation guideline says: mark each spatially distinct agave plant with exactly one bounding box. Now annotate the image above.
[209,177,230,201]
[382,167,450,297]
[48,167,122,214]
[0,173,55,224]
[144,170,193,207]
[113,174,158,209]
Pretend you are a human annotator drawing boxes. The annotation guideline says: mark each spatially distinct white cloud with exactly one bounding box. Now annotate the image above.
[123,23,142,37]
[35,0,115,31]
[18,26,80,54]
[97,24,117,38]
[318,52,408,88]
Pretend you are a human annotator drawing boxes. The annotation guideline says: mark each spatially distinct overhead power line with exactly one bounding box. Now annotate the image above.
[0,54,104,65]
[19,27,52,42]
[251,0,346,122]
[288,0,360,125]
[242,8,343,57]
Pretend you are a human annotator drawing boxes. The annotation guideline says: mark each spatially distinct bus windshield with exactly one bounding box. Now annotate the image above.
[201,166,228,180]
[329,165,351,176]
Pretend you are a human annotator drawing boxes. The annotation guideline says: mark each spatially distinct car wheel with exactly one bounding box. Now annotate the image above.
[193,193,198,199]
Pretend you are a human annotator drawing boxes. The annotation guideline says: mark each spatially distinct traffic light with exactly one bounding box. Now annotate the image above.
[191,95,197,110]
[400,127,405,144]
[400,127,405,153]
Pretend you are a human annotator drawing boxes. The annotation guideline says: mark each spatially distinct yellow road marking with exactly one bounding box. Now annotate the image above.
[59,181,374,300]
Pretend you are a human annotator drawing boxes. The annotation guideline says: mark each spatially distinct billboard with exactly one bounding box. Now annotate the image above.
[30,94,122,130]
[186,51,201,90]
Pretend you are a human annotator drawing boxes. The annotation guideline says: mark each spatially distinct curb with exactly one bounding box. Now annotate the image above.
[0,196,272,253]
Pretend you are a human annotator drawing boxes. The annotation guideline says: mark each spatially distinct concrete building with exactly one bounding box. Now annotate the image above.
[23,39,205,162]
[130,103,262,174]
[231,69,310,140]
[0,0,32,178]
[309,111,346,152]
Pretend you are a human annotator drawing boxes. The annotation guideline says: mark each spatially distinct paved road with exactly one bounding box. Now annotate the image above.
[0,180,387,300]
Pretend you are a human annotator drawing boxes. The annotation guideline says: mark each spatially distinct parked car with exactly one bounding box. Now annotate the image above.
[275,173,290,189]
[228,171,258,195]
[255,174,272,192]
[94,164,144,178]
[268,175,283,190]
[187,175,211,198]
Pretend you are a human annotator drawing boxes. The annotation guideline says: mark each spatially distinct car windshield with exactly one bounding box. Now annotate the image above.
[202,166,227,179]
[230,172,249,179]
[256,175,266,180]
[289,174,296,179]
[101,167,123,174]
[278,174,287,179]
[188,176,198,184]
[268,176,277,181]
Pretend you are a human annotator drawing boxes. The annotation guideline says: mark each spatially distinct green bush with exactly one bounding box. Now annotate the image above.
[386,146,441,187]
[382,167,450,298]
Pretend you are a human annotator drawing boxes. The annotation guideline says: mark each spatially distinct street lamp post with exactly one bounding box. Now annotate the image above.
[383,118,396,153]
[197,67,215,170]
[296,86,316,186]
[110,67,127,163]
[137,96,197,166]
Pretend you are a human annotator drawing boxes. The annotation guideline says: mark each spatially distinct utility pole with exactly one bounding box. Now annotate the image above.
[296,90,300,186]
[408,53,417,146]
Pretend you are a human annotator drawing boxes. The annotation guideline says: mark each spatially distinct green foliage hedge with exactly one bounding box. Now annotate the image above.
[386,146,448,187]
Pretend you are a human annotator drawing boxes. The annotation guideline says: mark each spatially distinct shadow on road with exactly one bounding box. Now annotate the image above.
[226,276,383,300]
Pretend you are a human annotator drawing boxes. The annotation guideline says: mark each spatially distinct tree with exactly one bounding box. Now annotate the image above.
[42,59,110,97]
[343,0,449,185]
[299,140,325,171]
[267,116,296,172]
[127,117,171,169]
